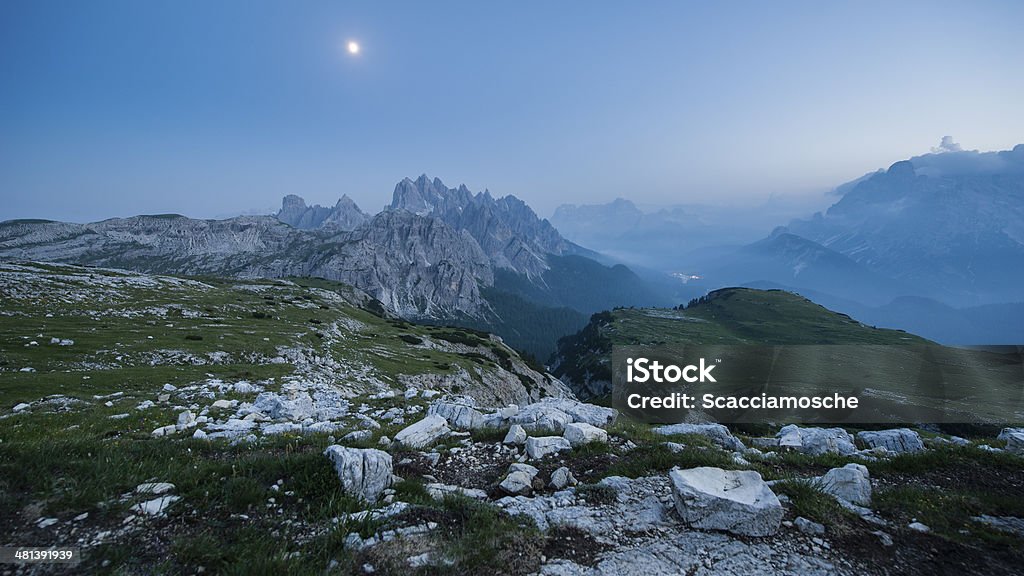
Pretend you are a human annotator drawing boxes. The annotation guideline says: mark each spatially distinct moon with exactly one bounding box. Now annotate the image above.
[347,41,360,55]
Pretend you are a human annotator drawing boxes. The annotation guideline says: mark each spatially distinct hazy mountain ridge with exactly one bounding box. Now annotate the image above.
[276,194,370,231]
[782,146,1024,305]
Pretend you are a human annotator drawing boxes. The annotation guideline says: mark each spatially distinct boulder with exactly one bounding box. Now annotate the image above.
[563,422,609,447]
[323,445,393,502]
[503,424,527,445]
[777,425,856,456]
[176,411,196,430]
[856,429,925,454]
[654,423,746,451]
[425,483,488,500]
[509,405,572,433]
[500,463,540,495]
[818,463,871,506]
[549,467,577,490]
[525,436,572,459]
[427,400,485,430]
[997,427,1024,442]
[669,467,782,537]
[394,415,450,449]
[794,516,825,536]
[1004,431,1024,455]
[252,391,314,421]
[537,398,618,428]
[132,495,180,516]
[152,425,176,437]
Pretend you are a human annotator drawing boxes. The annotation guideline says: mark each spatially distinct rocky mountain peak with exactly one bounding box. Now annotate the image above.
[276,194,369,231]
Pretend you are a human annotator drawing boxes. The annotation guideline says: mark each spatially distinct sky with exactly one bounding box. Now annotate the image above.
[1,0,1022,223]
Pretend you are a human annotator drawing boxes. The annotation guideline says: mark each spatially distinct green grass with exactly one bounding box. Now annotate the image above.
[771,479,855,527]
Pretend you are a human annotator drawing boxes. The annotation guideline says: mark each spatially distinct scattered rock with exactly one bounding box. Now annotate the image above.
[1002,431,1024,455]
[252,390,315,421]
[549,466,577,490]
[394,415,450,449]
[856,429,925,454]
[323,445,393,502]
[908,521,930,533]
[794,516,826,536]
[503,424,527,445]
[136,482,175,495]
[132,495,181,516]
[563,422,608,447]
[669,467,783,537]
[342,430,373,443]
[818,463,872,506]
[654,423,746,451]
[777,425,856,456]
[526,436,572,459]
[425,483,488,500]
[176,411,196,430]
[509,405,573,434]
[427,399,485,430]
[500,463,540,495]
[151,425,176,437]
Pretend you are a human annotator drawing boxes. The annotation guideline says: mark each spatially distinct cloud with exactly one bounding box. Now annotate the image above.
[931,136,963,153]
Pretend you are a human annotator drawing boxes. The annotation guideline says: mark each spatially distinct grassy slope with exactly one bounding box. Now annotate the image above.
[552,287,931,392]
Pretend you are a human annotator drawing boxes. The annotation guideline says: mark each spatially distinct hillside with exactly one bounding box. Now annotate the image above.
[0,262,569,408]
[551,288,930,399]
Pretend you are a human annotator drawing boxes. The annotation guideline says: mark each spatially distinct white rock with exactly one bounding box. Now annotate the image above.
[856,429,925,454]
[425,483,488,500]
[323,445,393,502]
[176,411,196,430]
[136,482,175,495]
[777,425,856,456]
[252,391,314,421]
[427,400,485,430]
[1002,431,1024,455]
[818,463,871,506]
[404,388,419,399]
[263,422,302,435]
[394,415,450,449]
[503,424,528,445]
[211,399,234,409]
[500,463,540,495]
[151,425,176,437]
[12,403,30,412]
[535,398,618,428]
[192,429,208,440]
[163,383,177,392]
[342,430,373,443]
[525,436,572,459]
[794,516,826,535]
[132,496,181,516]
[908,521,930,533]
[37,517,59,528]
[549,466,577,490]
[669,466,783,537]
[654,423,746,451]
[499,405,519,419]
[563,422,609,447]
[509,405,573,433]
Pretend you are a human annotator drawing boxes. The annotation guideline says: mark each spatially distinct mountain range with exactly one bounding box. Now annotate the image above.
[551,144,1024,345]
[0,175,668,359]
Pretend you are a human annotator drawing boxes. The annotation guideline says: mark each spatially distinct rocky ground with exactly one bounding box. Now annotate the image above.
[3,379,1024,575]
[2,263,1024,575]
